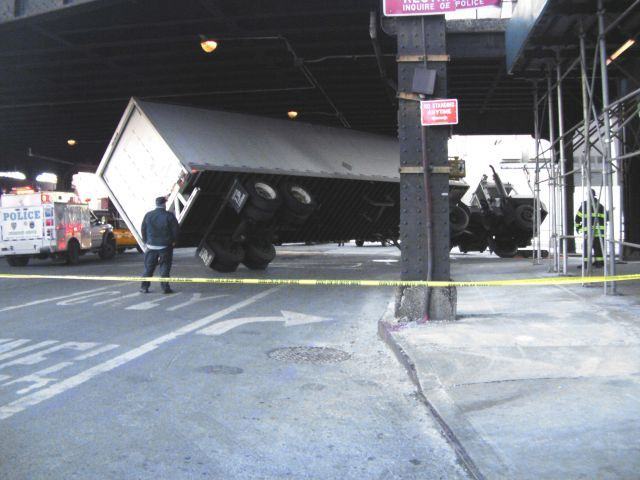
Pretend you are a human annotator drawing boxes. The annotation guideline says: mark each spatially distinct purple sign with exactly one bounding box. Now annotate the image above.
[383,0,501,17]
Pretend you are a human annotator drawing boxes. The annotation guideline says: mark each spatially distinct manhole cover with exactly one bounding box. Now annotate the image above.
[267,346,351,364]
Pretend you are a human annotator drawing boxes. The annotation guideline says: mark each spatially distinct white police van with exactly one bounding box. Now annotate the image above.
[0,190,115,266]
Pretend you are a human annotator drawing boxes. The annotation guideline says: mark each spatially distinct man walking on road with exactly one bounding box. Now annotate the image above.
[140,196,180,294]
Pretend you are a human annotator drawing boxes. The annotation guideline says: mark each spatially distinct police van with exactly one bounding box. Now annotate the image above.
[0,190,116,266]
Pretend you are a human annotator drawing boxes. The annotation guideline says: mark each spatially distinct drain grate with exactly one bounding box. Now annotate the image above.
[267,346,351,364]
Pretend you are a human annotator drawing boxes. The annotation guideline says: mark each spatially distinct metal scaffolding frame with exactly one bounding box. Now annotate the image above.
[527,0,640,294]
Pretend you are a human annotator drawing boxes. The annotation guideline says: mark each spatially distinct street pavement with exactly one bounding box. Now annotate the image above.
[0,244,468,480]
[382,254,640,480]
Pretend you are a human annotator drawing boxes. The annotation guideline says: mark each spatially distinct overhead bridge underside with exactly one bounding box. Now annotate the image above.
[0,0,532,175]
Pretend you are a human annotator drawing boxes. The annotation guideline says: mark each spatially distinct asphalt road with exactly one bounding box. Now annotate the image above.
[0,244,468,480]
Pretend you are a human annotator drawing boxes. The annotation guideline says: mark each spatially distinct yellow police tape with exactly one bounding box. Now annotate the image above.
[0,273,639,287]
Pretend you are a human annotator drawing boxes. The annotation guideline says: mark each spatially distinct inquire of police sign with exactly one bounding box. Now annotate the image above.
[383,0,501,16]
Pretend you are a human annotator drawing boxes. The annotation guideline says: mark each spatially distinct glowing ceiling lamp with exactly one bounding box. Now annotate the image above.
[36,172,58,184]
[606,38,635,65]
[200,37,218,54]
[0,171,26,180]
[67,139,77,146]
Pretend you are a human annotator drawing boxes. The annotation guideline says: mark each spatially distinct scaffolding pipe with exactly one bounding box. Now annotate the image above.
[578,31,591,279]
[556,53,569,275]
[597,0,617,294]
[535,56,581,108]
[533,86,543,264]
[546,71,559,272]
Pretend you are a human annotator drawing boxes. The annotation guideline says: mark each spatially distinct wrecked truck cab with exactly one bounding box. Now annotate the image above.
[457,167,547,257]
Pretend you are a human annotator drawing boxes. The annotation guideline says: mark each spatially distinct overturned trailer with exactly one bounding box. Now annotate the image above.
[97,99,541,272]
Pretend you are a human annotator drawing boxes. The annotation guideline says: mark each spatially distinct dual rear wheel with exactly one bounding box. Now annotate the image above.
[206,238,276,272]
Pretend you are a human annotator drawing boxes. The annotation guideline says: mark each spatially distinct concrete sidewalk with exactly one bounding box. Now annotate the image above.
[380,257,640,480]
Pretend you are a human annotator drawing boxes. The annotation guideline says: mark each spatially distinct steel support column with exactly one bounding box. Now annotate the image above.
[621,60,640,259]
[597,0,617,293]
[546,71,559,272]
[532,85,543,265]
[394,15,455,321]
[579,33,594,277]
[555,54,569,274]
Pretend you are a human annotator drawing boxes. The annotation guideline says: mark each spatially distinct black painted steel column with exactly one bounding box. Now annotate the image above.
[395,15,455,321]
[621,61,640,259]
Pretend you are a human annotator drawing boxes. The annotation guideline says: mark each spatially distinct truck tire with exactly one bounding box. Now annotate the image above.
[245,180,281,212]
[450,204,470,234]
[98,234,116,260]
[280,183,316,216]
[6,256,29,267]
[207,239,244,272]
[66,239,80,265]
[242,240,276,270]
[493,241,518,258]
[210,259,241,273]
[514,204,534,231]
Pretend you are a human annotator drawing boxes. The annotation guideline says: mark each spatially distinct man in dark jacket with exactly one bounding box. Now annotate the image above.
[140,196,180,293]
[575,189,606,268]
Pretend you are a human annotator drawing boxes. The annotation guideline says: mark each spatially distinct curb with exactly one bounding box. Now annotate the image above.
[377,304,487,480]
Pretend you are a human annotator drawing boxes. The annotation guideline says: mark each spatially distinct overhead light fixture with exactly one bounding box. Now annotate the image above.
[287,111,299,119]
[67,139,77,146]
[0,171,26,180]
[606,38,635,65]
[36,172,58,184]
[200,36,218,54]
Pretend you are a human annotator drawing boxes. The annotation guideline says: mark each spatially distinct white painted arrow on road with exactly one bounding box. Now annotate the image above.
[196,311,331,336]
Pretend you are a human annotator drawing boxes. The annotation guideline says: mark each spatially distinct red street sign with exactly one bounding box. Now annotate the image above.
[383,0,501,17]
[421,99,459,126]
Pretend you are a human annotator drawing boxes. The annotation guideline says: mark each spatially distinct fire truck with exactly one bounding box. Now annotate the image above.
[0,190,116,266]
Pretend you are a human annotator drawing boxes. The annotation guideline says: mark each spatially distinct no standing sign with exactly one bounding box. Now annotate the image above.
[420,99,459,126]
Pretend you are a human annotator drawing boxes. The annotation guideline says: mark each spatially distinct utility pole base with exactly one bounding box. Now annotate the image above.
[395,286,457,322]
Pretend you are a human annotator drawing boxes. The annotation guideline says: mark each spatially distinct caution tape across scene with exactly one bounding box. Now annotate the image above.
[0,273,639,287]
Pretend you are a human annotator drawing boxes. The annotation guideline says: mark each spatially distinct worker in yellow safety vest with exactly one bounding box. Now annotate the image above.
[575,189,606,268]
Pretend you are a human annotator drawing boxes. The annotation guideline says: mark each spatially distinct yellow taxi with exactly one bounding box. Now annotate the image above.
[96,212,141,253]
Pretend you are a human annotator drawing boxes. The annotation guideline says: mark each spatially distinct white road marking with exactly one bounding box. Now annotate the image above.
[197,310,330,336]
[0,342,97,370]
[0,283,129,313]
[0,339,14,345]
[0,341,58,363]
[57,291,120,306]
[0,287,280,420]
[93,292,141,306]
[0,339,30,354]
[166,293,228,312]
[73,344,119,361]
[125,293,182,311]
[3,362,72,395]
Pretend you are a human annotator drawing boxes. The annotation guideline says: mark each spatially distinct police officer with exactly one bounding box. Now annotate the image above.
[140,196,180,293]
[575,189,606,268]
